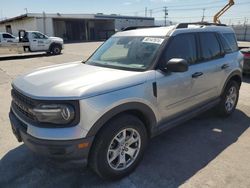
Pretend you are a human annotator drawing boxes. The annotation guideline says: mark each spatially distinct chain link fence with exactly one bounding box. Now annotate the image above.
[231,25,250,41]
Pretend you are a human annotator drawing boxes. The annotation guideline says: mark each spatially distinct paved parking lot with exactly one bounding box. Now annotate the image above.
[0,42,250,188]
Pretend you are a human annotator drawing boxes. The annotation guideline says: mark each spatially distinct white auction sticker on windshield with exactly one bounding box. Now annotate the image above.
[142,37,164,44]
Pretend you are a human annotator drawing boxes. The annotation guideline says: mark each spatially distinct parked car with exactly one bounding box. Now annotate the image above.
[0,30,63,55]
[240,48,250,74]
[0,32,18,44]
[9,23,243,179]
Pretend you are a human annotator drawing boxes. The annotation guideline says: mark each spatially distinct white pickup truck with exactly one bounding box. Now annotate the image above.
[0,31,64,55]
[0,32,18,44]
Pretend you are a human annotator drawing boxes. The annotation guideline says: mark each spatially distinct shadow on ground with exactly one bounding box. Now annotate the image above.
[0,53,57,61]
[0,110,249,188]
[243,75,250,83]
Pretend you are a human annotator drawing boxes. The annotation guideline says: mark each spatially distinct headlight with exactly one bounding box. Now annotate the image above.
[32,104,75,124]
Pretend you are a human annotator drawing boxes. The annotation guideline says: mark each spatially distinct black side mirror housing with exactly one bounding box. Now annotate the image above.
[165,58,189,72]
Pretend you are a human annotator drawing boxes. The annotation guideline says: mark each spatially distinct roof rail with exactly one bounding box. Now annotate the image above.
[176,22,227,29]
[122,26,160,31]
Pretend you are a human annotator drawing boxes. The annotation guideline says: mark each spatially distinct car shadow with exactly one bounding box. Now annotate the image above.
[243,75,250,83]
[0,53,59,61]
[0,109,249,188]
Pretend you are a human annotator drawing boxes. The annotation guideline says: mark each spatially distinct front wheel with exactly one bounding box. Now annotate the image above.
[217,80,239,117]
[89,114,148,180]
[50,44,62,55]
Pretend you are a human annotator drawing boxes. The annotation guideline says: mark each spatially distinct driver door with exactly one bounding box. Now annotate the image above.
[30,32,47,51]
[156,33,198,120]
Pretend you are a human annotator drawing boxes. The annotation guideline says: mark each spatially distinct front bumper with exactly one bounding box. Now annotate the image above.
[9,110,94,161]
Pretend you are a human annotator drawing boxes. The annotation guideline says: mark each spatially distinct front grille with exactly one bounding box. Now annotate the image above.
[11,89,36,121]
[10,88,80,128]
[11,89,35,107]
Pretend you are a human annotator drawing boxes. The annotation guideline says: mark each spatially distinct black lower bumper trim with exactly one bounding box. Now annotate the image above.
[9,111,94,161]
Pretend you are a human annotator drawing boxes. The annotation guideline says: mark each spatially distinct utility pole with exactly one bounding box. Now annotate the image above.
[145,7,148,17]
[149,9,152,17]
[0,10,3,21]
[43,11,46,35]
[243,17,247,26]
[201,8,205,22]
[163,6,168,26]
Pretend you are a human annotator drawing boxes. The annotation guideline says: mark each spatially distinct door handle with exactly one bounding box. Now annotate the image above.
[221,64,229,69]
[192,72,203,78]
[33,40,37,42]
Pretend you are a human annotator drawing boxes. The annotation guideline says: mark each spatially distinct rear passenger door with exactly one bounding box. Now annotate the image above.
[217,33,239,93]
[190,32,226,105]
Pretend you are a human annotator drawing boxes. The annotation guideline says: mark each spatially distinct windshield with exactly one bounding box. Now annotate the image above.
[86,36,165,71]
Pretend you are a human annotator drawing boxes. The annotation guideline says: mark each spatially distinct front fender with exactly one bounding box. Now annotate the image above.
[86,102,157,137]
[78,82,159,138]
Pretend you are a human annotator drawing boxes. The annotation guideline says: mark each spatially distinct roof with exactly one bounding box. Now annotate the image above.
[114,26,176,37]
[0,14,28,24]
[0,13,154,24]
[114,23,234,37]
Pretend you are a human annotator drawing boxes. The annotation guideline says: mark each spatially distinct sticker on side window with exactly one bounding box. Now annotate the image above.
[142,37,164,45]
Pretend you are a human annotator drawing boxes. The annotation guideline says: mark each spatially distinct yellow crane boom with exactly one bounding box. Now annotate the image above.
[213,0,235,24]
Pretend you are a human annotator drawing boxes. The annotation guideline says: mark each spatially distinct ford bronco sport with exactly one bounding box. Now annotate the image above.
[9,23,243,179]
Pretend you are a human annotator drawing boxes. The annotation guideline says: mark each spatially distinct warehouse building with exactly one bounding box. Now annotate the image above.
[0,13,154,42]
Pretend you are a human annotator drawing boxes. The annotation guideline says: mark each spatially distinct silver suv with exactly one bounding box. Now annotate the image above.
[9,23,243,179]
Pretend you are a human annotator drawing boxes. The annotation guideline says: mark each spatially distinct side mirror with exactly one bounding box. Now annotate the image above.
[165,58,188,72]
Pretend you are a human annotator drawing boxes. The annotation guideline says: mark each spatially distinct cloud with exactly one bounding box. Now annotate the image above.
[122,0,141,6]
[150,0,173,2]
[123,2,132,5]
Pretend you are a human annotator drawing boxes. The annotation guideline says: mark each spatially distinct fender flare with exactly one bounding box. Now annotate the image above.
[221,70,242,95]
[49,42,62,51]
[86,102,157,137]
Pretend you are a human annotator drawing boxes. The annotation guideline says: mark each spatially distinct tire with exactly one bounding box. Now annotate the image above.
[217,80,239,117]
[89,114,148,180]
[50,44,61,55]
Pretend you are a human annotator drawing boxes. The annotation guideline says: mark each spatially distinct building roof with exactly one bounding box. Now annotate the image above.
[0,13,154,24]
[0,14,28,24]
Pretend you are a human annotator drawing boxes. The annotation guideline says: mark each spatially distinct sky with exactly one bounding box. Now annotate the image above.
[0,0,250,25]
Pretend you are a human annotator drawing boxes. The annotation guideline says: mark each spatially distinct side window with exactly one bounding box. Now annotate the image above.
[199,33,221,61]
[164,33,197,64]
[218,34,233,53]
[3,33,14,39]
[32,32,47,39]
[223,33,238,52]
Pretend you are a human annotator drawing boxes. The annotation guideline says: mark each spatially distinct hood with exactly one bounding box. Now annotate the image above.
[49,37,63,42]
[12,62,148,100]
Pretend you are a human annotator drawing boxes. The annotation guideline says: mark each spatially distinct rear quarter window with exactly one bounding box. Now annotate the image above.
[199,32,221,61]
[223,33,238,52]
[218,34,233,54]
[2,33,14,39]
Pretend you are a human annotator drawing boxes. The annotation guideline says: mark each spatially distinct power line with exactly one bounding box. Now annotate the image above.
[119,0,225,15]
[120,1,250,16]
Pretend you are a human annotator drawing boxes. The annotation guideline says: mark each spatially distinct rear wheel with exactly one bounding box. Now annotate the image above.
[217,80,239,116]
[89,114,148,179]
